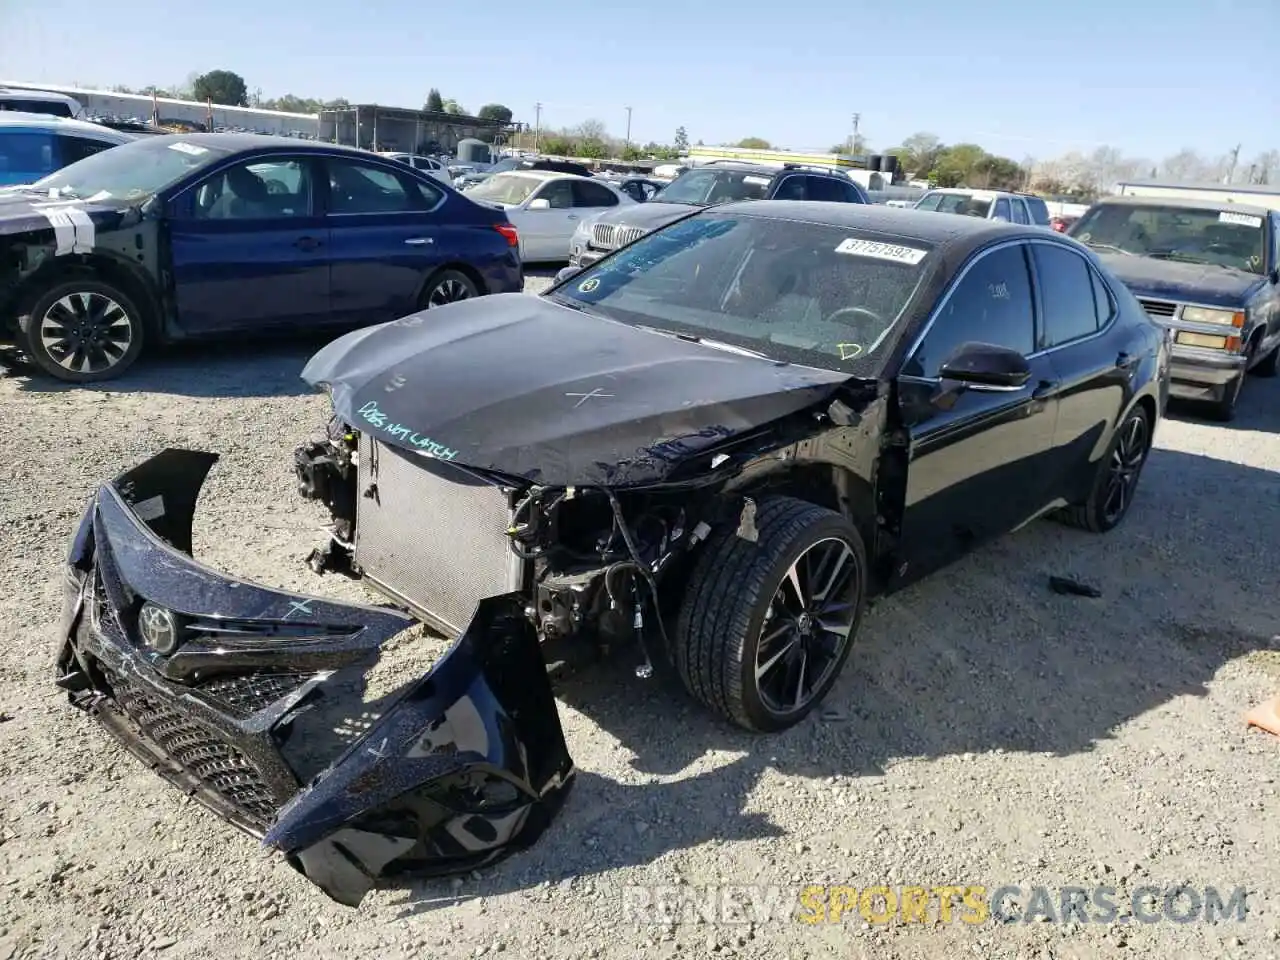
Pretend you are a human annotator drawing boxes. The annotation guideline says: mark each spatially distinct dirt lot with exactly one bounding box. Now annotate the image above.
[1,274,1278,960]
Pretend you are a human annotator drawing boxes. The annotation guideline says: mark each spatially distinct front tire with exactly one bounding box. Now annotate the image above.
[1251,342,1279,378]
[674,496,868,732]
[17,278,145,382]
[1055,403,1152,533]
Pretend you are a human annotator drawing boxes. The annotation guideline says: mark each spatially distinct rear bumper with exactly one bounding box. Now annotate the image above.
[56,450,574,907]
[1167,345,1246,399]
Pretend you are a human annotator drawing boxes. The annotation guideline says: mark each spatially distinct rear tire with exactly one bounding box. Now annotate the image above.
[673,496,868,732]
[17,278,145,382]
[1055,404,1152,533]
[418,268,479,310]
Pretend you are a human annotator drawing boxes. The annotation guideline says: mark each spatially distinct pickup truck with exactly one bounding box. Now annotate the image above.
[1069,195,1280,420]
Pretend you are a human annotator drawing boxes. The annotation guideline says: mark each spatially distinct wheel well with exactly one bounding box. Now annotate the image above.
[735,463,877,549]
[12,255,162,338]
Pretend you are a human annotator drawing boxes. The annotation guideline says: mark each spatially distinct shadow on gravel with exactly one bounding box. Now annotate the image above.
[1164,370,1280,433]
[4,334,335,399]
[387,446,1279,914]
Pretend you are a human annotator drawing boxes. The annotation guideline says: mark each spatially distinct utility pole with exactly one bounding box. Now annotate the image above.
[848,113,861,155]
[533,102,542,153]
[625,106,633,149]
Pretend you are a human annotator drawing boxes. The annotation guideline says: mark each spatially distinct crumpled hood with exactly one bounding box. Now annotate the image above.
[301,293,851,486]
[0,189,130,239]
[587,200,700,233]
[1097,253,1265,308]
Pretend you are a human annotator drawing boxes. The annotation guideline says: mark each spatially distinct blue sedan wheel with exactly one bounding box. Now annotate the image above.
[421,269,479,309]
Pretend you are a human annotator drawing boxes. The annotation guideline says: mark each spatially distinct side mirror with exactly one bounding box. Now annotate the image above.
[527,198,551,210]
[554,266,580,284]
[1270,268,1279,285]
[939,342,1031,390]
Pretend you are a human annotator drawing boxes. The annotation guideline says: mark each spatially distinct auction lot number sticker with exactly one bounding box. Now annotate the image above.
[835,238,928,265]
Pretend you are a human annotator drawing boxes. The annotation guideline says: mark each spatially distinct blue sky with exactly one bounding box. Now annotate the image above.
[3,0,1276,163]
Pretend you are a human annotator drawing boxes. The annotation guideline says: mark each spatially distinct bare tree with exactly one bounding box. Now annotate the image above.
[574,118,608,141]
[1247,149,1279,184]
[1159,149,1209,183]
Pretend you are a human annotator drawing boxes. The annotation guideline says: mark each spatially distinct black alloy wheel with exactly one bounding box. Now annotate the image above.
[421,269,479,309]
[675,497,868,732]
[1055,404,1152,533]
[17,278,146,383]
[753,536,862,717]
[1100,409,1149,527]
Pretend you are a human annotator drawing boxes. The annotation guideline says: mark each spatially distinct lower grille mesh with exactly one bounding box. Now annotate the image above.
[109,670,278,829]
[199,673,308,717]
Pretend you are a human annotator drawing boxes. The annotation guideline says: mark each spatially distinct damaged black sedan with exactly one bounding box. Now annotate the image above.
[57,202,1169,905]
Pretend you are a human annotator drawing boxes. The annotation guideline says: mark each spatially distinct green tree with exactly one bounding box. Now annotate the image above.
[477,103,513,123]
[425,88,444,112]
[192,69,249,107]
[541,136,574,156]
[673,126,689,152]
[577,138,609,159]
[736,137,771,149]
[441,98,466,115]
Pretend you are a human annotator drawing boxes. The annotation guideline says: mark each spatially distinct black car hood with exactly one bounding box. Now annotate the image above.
[301,293,851,487]
[587,200,700,231]
[1096,252,1265,308]
[0,188,132,238]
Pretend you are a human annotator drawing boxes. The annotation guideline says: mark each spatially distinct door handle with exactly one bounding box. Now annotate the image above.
[566,214,579,220]
[1116,351,1138,370]
[1032,379,1059,400]
[404,237,434,246]
[294,236,322,251]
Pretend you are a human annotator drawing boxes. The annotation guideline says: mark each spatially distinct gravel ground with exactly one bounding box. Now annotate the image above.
[2,271,1278,960]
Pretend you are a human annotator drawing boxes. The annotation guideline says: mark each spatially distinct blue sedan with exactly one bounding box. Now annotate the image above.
[0,133,523,381]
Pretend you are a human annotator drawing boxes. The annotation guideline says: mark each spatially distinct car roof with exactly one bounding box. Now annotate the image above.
[1092,194,1273,219]
[687,162,781,176]
[0,111,134,141]
[711,199,1048,246]
[134,131,379,157]
[923,187,1005,199]
[489,169,601,184]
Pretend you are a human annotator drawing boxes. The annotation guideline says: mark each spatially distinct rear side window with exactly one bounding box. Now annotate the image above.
[1023,196,1051,225]
[1032,243,1101,347]
[0,131,56,182]
[804,176,852,202]
[1091,268,1114,325]
[0,99,73,117]
[1008,199,1029,225]
[60,135,116,166]
[771,175,806,201]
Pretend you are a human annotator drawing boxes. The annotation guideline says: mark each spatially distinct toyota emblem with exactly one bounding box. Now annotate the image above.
[137,602,182,655]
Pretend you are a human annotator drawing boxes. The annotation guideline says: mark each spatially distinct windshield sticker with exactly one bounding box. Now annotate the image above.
[1219,211,1262,228]
[167,141,209,156]
[356,401,458,460]
[835,238,928,265]
[837,343,863,361]
[578,277,600,293]
[743,176,771,186]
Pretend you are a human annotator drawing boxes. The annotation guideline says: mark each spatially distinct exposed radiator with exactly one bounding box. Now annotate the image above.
[355,435,523,636]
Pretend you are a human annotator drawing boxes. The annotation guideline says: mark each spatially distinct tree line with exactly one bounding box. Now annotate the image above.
[99,71,1280,192]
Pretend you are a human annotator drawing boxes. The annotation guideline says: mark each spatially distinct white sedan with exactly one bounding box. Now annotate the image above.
[377,152,453,185]
[465,170,635,262]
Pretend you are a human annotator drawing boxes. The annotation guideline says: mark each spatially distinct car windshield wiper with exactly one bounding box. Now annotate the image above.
[1084,241,1135,255]
[1145,250,1222,266]
[636,324,777,361]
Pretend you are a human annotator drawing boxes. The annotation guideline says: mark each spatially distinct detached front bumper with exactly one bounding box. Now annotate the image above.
[56,449,575,907]
[1167,345,1246,401]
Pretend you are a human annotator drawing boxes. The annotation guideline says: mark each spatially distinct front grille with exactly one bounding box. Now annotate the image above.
[1138,298,1178,319]
[615,226,645,247]
[355,435,521,635]
[591,222,617,248]
[199,673,308,717]
[108,669,278,829]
